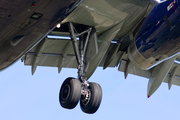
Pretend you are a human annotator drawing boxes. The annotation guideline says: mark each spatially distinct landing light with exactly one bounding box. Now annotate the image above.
[152,0,167,3]
[56,23,61,28]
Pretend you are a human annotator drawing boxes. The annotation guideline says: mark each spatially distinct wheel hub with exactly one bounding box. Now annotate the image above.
[81,86,91,106]
[61,84,70,101]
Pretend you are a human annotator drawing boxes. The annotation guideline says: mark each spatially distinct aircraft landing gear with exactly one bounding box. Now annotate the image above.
[59,22,102,114]
[59,78,102,113]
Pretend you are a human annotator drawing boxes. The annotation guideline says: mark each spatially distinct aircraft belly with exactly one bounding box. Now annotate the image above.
[59,0,151,78]
[62,0,150,37]
[0,0,82,71]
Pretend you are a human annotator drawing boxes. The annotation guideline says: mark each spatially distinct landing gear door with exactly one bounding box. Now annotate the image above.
[85,28,98,72]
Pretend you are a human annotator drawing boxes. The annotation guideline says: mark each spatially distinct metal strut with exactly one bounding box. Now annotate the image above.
[68,22,92,82]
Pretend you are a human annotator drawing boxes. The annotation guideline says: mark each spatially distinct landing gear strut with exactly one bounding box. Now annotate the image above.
[59,22,102,114]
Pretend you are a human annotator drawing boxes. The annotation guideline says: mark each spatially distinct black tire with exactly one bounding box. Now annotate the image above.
[59,77,81,109]
[80,82,102,114]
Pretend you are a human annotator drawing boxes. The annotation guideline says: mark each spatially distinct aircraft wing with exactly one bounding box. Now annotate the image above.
[24,37,78,70]
[23,32,120,74]
[23,33,180,89]
[118,55,180,88]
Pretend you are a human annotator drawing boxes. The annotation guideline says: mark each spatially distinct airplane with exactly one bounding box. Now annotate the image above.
[1,0,180,114]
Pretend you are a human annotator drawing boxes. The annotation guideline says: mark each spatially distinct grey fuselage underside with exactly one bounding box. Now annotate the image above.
[0,0,152,73]
[0,0,81,71]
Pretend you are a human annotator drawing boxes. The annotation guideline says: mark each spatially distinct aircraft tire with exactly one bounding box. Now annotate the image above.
[80,82,102,114]
[59,77,81,109]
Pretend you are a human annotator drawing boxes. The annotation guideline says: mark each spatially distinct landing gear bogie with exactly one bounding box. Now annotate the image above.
[59,77,102,114]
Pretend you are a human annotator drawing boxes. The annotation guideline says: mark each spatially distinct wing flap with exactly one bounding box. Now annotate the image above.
[118,59,150,78]
[24,36,121,68]
[118,57,180,87]
[25,54,78,68]
[30,39,74,55]
[163,62,180,87]
[24,36,180,88]
[164,74,180,87]
[24,37,78,70]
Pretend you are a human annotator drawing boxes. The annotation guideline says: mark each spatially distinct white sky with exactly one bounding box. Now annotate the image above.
[0,60,180,120]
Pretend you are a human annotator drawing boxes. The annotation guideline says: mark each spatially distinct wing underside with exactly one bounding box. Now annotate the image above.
[23,34,180,88]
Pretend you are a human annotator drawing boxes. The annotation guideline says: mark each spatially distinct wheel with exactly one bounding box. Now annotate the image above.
[80,82,102,114]
[59,77,81,109]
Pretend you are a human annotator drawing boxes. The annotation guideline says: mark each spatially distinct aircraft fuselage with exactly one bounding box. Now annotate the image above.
[0,0,82,71]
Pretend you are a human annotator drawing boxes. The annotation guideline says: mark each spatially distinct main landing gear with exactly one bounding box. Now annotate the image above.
[59,77,102,114]
[59,23,102,114]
